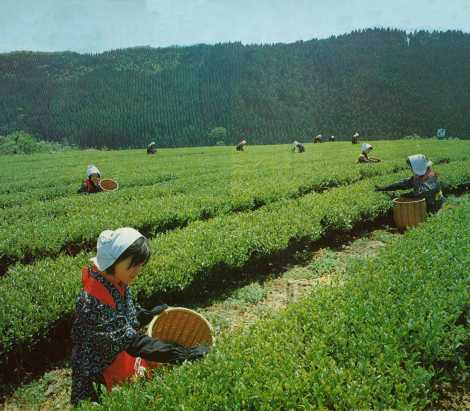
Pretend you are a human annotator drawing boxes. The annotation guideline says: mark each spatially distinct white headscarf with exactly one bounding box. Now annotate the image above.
[407,154,432,176]
[87,165,101,178]
[361,143,372,154]
[90,227,144,271]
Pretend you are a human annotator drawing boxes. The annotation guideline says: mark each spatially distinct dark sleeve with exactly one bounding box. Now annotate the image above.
[126,335,190,364]
[380,177,413,191]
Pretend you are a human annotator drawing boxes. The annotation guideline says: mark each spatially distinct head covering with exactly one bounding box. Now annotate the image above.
[87,165,101,178]
[361,143,373,154]
[407,154,432,176]
[353,132,360,137]
[90,227,144,271]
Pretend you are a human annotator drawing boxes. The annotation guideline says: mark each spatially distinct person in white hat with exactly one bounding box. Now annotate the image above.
[352,132,359,144]
[292,140,305,153]
[313,134,322,144]
[147,141,157,155]
[329,135,335,142]
[375,154,445,212]
[71,228,209,405]
[357,143,381,163]
[77,165,103,194]
[236,139,247,151]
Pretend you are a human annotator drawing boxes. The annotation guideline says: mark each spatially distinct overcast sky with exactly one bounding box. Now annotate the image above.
[0,0,469,53]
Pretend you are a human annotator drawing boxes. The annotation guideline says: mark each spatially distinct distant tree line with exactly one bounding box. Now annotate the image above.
[0,131,74,154]
[0,28,469,148]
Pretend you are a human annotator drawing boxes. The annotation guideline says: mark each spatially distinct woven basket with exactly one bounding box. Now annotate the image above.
[393,197,426,229]
[100,178,119,192]
[147,307,214,348]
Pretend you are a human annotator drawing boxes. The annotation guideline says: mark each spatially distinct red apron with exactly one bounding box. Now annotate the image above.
[82,267,153,391]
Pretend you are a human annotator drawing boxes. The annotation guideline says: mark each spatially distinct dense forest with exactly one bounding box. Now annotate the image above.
[1,28,469,148]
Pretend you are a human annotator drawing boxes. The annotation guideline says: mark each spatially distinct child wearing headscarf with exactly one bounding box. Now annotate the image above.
[71,228,209,405]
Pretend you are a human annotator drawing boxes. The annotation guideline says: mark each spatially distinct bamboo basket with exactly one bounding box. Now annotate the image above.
[99,178,119,192]
[392,197,426,229]
[147,307,214,348]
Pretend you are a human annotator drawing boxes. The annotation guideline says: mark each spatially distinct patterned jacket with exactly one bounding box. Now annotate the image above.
[71,268,140,404]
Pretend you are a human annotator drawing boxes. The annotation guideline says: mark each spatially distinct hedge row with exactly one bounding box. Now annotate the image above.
[82,195,470,410]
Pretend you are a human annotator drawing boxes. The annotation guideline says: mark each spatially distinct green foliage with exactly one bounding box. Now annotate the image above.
[1,148,469,365]
[1,139,468,266]
[1,29,470,148]
[80,197,470,410]
[6,368,71,410]
[0,131,72,155]
[224,283,268,307]
[306,249,338,277]
[208,127,227,145]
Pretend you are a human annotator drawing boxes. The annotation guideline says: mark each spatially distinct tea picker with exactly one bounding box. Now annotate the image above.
[292,140,305,153]
[77,165,104,194]
[71,228,210,405]
[352,132,359,144]
[236,139,247,151]
[357,143,381,163]
[147,141,157,155]
[313,134,322,143]
[77,165,119,194]
[375,154,445,213]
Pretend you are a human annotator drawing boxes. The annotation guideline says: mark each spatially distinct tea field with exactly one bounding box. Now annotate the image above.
[79,193,470,410]
[1,139,469,409]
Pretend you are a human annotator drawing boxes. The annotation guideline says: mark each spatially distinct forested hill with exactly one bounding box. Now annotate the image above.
[1,28,469,148]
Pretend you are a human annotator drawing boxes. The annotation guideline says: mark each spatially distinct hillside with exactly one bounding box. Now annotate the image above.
[1,28,470,147]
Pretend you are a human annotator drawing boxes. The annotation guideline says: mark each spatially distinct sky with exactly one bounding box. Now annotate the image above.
[0,0,469,53]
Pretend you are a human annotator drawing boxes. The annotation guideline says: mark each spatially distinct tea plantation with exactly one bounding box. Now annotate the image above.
[0,139,469,408]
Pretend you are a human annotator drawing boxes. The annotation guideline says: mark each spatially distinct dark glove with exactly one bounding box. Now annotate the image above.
[165,344,209,363]
[185,345,210,361]
[127,335,209,364]
[137,304,168,327]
